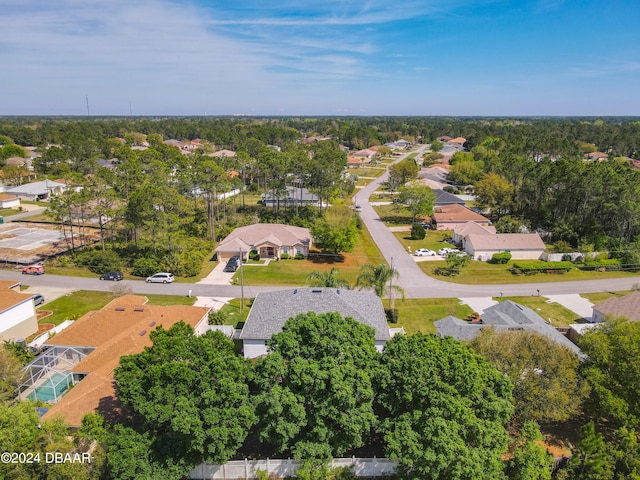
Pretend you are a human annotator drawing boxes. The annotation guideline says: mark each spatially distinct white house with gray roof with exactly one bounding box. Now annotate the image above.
[5,179,66,201]
[239,288,394,358]
[435,300,583,358]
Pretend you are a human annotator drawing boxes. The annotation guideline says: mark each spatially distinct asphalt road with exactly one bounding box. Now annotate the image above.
[355,147,640,298]
[3,148,639,299]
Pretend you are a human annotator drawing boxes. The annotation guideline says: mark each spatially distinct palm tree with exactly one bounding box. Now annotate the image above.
[306,267,350,289]
[355,263,405,308]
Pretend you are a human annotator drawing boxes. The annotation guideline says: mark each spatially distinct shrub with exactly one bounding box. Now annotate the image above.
[510,261,573,275]
[181,250,205,277]
[551,240,573,253]
[249,250,260,261]
[410,223,426,240]
[385,308,399,324]
[490,252,512,264]
[280,253,291,259]
[578,259,623,271]
[294,253,305,260]
[208,309,228,325]
[130,257,162,277]
[75,249,122,274]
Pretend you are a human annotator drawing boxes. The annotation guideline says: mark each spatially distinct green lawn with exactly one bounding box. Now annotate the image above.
[218,298,251,328]
[383,298,474,334]
[495,296,582,326]
[238,226,385,286]
[0,208,20,216]
[418,259,640,285]
[372,204,414,224]
[580,290,633,303]
[393,230,453,253]
[40,290,195,326]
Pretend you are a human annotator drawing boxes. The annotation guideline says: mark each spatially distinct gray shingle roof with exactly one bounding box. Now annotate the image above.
[239,288,391,341]
[435,300,583,357]
[434,189,465,206]
[5,180,66,196]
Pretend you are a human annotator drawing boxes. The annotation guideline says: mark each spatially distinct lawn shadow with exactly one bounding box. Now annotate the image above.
[308,252,346,264]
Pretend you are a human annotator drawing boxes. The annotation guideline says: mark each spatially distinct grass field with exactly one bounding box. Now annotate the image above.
[418,259,640,285]
[237,226,385,286]
[393,230,454,253]
[218,298,251,327]
[580,290,633,303]
[495,296,582,326]
[383,298,474,334]
[40,290,196,326]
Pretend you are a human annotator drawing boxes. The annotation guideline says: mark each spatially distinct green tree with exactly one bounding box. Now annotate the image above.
[475,172,514,216]
[387,158,419,190]
[306,267,350,288]
[470,329,588,424]
[430,139,443,152]
[507,422,552,480]
[113,323,256,478]
[579,319,640,427]
[310,206,358,254]
[355,263,405,308]
[376,334,514,480]
[252,312,379,459]
[448,160,483,185]
[0,344,25,403]
[397,181,436,225]
[444,251,471,275]
[563,422,614,480]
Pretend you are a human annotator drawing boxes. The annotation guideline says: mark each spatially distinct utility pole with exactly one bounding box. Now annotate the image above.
[240,249,244,311]
[85,94,90,116]
[389,257,395,310]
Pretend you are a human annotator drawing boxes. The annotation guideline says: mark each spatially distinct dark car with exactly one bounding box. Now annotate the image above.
[32,293,45,307]
[99,271,124,281]
[223,256,241,272]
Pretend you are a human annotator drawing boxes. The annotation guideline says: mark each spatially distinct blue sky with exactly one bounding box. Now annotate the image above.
[1,0,639,116]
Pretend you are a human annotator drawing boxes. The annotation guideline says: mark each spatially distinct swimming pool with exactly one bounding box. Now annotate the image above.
[27,372,73,403]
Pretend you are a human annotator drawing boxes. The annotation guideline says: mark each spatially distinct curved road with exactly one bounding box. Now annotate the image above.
[2,148,639,300]
[356,147,640,298]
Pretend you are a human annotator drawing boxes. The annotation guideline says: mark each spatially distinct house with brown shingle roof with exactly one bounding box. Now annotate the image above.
[0,192,20,209]
[215,223,312,262]
[463,233,545,261]
[0,280,38,342]
[34,295,210,427]
[586,151,609,161]
[591,291,640,323]
[432,204,491,231]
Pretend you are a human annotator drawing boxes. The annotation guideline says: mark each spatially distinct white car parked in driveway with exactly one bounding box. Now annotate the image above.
[437,247,460,256]
[413,248,436,256]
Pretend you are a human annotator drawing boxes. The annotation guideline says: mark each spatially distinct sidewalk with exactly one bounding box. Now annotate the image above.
[544,294,594,321]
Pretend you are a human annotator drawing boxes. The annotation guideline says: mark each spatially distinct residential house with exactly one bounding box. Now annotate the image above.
[4,179,66,201]
[448,137,467,147]
[5,156,32,170]
[27,295,210,426]
[435,300,583,357]
[591,291,640,323]
[0,280,38,342]
[211,149,237,158]
[451,221,496,243]
[434,189,466,207]
[215,223,312,262]
[0,192,21,209]
[261,186,318,207]
[239,288,396,358]
[463,233,545,260]
[586,151,609,161]
[431,204,491,230]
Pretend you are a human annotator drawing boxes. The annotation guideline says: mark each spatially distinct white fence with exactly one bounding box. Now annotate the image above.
[189,457,398,479]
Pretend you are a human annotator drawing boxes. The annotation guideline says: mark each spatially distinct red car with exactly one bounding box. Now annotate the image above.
[22,265,45,275]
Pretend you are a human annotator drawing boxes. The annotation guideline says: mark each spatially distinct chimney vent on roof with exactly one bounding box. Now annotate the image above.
[139,330,147,336]
[311,289,322,293]
[149,321,156,327]
[134,308,144,312]
[115,307,125,312]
